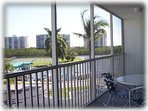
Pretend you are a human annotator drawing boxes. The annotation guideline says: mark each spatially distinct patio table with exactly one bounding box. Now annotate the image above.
[116,74,144,107]
[116,74,144,86]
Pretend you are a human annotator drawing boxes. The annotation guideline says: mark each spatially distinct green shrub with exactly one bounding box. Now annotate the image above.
[65,48,78,62]
[4,48,50,58]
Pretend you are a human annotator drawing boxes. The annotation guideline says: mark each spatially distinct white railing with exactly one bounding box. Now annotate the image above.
[3,54,124,108]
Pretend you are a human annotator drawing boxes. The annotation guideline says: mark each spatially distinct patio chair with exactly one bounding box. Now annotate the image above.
[129,86,144,107]
[101,73,129,107]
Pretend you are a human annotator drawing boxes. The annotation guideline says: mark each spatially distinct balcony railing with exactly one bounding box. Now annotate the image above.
[3,54,124,108]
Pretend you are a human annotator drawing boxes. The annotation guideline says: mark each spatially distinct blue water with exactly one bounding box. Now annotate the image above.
[12,62,32,67]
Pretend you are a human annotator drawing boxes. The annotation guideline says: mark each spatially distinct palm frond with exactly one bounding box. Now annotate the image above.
[73,33,83,37]
[45,37,51,52]
[94,20,109,29]
[74,9,108,49]
[44,28,52,36]
[94,28,107,39]
[57,28,62,34]
[85,20,91,38]
[81,10,89,36]
[44,27,62,36]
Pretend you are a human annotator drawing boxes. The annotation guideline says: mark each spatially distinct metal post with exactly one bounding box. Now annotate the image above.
[110,14,114,55]
[51,3,59,107]
[90,5,95,59]
[6,78,11,108]
[121,19,126,75]
[110,14,115,77]
[90,4,96,100]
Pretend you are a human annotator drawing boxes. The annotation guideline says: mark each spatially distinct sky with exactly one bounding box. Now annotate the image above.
[4,4,121,47]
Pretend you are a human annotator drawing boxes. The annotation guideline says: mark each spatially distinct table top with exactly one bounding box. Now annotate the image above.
[116,74,144,86]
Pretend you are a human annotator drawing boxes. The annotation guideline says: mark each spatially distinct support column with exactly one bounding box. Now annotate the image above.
[110,14,115,77]
[90,4,96,100]
[51,3,59,107]
[90,4,95,59]
[110,14,114,55]
[121,19,126,75]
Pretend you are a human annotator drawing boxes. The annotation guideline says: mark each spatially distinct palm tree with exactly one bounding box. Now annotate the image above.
[4,63,14,73]
[73,10,108,58]
[44,28,67,60]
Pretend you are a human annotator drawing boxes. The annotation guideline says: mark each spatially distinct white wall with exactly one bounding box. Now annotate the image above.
[124,12,144,74]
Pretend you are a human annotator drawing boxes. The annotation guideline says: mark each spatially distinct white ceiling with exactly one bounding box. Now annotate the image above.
[97,4,144,19]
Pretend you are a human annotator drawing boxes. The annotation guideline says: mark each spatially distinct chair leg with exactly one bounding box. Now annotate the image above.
[103,94,112,107]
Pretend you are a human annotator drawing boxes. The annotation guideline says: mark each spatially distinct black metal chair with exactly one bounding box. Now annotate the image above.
[101,73,129,107]
[129,86,144,107]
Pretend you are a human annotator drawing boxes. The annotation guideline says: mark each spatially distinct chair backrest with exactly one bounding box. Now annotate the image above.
[130,86,144,106]
[101,73,116,93]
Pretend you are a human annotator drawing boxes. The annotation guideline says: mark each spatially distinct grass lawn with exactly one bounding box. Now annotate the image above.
[32,57,83,66]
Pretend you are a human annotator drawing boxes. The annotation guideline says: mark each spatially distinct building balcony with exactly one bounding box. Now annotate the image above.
[2,2,145,109]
